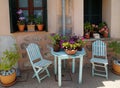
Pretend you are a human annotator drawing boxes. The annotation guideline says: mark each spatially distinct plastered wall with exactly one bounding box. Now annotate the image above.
[0,0,120,38]
[102,0,120,38]
[0,0,10,35]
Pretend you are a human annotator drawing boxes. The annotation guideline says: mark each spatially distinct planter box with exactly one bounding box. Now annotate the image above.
[27,25,35,32]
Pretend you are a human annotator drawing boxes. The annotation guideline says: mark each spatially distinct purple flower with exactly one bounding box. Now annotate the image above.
[19,17,25,21]
[60,40,66,48]
[70,35,79,42]
[17,9,23,15]
[69,39,75,44]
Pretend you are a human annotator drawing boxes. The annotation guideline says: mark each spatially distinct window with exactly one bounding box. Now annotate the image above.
[84,0,102,24]
[9,0,47,33]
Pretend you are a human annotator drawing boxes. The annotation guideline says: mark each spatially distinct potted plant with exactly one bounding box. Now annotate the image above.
[17,9,26,32]
[50,33,63,52]
[34,16,44,31]
[84,22,93,39]
[0,44,20,86]
[98,22,109,38]
[108,41,120,75]
[77,37,86,51]
[27,15,35,31]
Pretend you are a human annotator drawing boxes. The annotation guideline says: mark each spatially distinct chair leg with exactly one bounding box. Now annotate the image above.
[92,63,94,77]
[105,64,108,79]
[35,73,41,83]
[46,68,50,77]
[32,73,36,78]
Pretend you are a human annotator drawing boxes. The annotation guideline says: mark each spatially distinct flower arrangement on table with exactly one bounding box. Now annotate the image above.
[50,33,86,54]
[62,35,85,54]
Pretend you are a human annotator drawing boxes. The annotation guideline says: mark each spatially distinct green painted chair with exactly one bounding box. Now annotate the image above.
[90,40,108,79]
[26,43,52,83]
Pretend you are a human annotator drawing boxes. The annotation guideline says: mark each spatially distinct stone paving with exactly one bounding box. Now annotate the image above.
[4,64,120,88]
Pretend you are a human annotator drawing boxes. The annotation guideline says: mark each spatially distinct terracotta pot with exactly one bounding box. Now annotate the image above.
[65,49,77,55]
[0,70,16,85]
[53,44,60,52]
[37,24,44,31]
[112,60,120,75]
[90,31,94,38]
[103,32,108,38]
[77,46,82,51]
[85,32,90,39]
[18,25,25,32]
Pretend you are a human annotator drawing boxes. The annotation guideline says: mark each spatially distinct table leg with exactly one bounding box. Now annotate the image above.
[63,60,66,68]
[79,56,83,84]
[72,59,75,73]
[54,56,57,75]
[58,57,62,87]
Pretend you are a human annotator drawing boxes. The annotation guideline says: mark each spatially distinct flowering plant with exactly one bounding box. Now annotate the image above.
[50,33,61,45]
[62,35,85,50]
[98,22,108,34]
[98,22,109,38]
[17,9,26,25]
[50,33,86,51]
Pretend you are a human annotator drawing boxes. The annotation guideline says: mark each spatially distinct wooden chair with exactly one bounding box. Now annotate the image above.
[90,40,108,79]
[26,43,52,83]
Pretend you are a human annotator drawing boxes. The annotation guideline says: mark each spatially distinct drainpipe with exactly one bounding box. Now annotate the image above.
[62,0,66,36]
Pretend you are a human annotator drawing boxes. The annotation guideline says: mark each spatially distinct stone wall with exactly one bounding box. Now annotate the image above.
[13,32,53,70]
[0,32,117,70]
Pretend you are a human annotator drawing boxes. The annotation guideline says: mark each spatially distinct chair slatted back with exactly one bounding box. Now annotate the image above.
[92,40,107,58]
[26,43,43,64]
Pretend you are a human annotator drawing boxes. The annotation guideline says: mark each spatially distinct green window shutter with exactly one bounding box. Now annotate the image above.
[9,0,18,33]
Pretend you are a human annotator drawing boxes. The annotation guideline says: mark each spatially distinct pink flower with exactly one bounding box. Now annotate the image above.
[104,30,108,34]
[99,28,105,33]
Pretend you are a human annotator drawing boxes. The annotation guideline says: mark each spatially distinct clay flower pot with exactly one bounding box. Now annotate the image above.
[112,60,120,75]
[18,24,25,32]
[37,24,44,31]
[65,49,77,55]
[0,69,17,87]
[85,32,90,39]
[53,44,60,52]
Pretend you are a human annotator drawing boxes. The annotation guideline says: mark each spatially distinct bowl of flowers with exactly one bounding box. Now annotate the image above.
[50,33,86,54]
[62,35,85,55]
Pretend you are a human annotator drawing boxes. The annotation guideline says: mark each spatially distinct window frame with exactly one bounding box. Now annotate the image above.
[9,0,48,33]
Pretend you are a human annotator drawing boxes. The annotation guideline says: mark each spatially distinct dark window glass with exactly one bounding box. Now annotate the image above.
[84,0,102,24]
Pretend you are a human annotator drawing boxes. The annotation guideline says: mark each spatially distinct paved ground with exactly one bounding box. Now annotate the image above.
[2,63,120,88]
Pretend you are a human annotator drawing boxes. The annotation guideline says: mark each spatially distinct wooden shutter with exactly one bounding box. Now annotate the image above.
[9,0,18,33]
